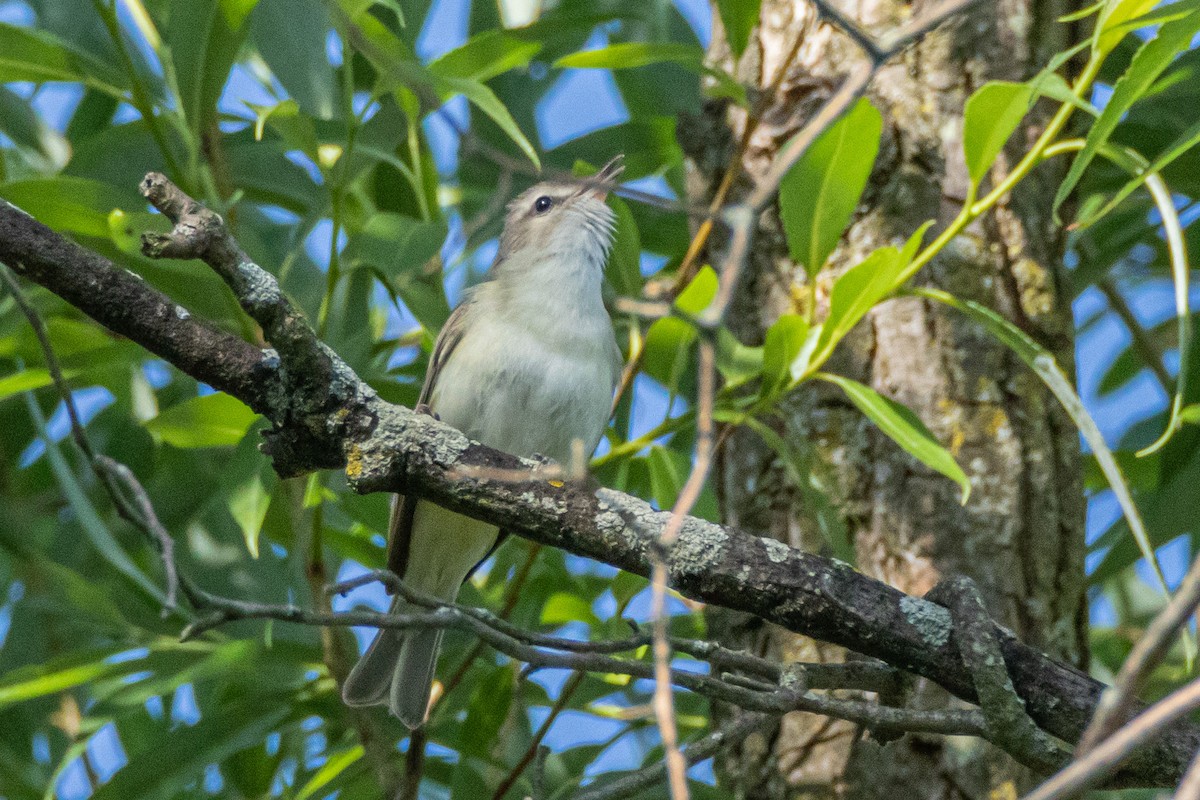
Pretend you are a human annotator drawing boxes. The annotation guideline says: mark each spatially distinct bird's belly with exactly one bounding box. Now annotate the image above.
[431,329,613,464]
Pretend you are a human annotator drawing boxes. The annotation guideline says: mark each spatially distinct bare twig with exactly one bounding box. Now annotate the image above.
[0,266,183,612]
[1076,549,1200,754]
[1096,278,1173,397]
[809,0,884,61]
[302,573,1001,740]
[1023,677,1200,800]
[571,713,775,800]
[648,339,717,800]
[491,670,585,800]
[1175,748,1200,800]
[400,727,425,800]
[927,578,1069,773]
[5,171,1199,784]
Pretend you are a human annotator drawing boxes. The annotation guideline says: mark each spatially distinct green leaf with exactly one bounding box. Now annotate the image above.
[458,662,516,758]
[1060,0,1106,22]
[220,431,278,558]
[296,745,365,800]
[1117,155,1191,458]
[0,87,69,168]
[1031,71,1099,116]
[643,446,718,518]
[1089,443,1200,588]
[760,314,810,400]
[1066,141,1193,456]
[779,98,882,277]
[344,212,448,276]
[0,23,125,96]
[716,328,764,383]
[811,247,904,370]
[144,392,257,448]
[0,369,58,403]
[641,317,697,394]
[541,591,599,626]
[24,394,171,607]
[429,29,542,82]
[554,43,745,106]
[674,266,718,316]
[715,0,762,57]
[1094,0,1160,54]
[605,194,643,298]
[1079,117,1200,227]
[899,221,935,264]
[913,287,1174,597]
[441,75,540,169]
[1055,8,1200,214]
[0,650,127,709]
[817,372,970,503]
[90,702,292,800]
[611,569,648,609]
[963,82,1035,185]
[252,0,338,119]
[743,416,854,562]
[169,0,254,133]
[329,2,438,108]
[0,177,138,239]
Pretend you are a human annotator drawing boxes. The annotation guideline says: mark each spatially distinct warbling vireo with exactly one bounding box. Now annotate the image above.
[342,156,626,727]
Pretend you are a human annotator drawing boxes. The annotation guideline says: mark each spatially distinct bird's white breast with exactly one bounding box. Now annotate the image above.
[429,296,617,465]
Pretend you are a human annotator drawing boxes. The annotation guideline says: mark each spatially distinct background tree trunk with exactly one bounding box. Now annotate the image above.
[686,0,1088,796]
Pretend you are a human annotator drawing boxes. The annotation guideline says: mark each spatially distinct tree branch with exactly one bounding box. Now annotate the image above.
[0,177,1195,787]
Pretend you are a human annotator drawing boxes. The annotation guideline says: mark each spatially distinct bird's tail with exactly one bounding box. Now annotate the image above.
[342,595,444,729]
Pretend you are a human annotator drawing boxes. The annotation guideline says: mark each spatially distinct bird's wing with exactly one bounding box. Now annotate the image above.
[418,300,472,407]
[386,300,473,579]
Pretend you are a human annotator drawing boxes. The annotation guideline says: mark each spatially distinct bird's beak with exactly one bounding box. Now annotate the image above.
[590,154,625,200]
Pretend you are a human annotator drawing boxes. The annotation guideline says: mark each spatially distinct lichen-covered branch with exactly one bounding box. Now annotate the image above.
[0,180,1195,787]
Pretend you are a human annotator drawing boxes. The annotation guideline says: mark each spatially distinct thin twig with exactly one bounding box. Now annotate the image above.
[400,727,425,800]
[1023,677,1200,800]
[1077,549,1200,754]
[647,340,717,800]
[1096,278,1173,395]
[491,670,585,800]
[193,572,997,740]
[1175,748,1200,800]
[0,266,183,611]
[809,0,884,61]
[571,713,775,800]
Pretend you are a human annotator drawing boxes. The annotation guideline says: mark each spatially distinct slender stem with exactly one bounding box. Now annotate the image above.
[491,671,585,800]
[1096,278,1173,394]
[611,23,808,410]
[91,0,184,180]
[434,542,542,709]
[1024,677,1200,800]
[1076,549,1200,755]
[899,54,1104,286]
[647,340,717,800]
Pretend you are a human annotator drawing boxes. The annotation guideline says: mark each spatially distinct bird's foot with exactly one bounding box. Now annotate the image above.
[414,402,440,421]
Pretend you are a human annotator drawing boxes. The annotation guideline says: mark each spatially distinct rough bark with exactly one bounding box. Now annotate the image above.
[3,181,1193,787]
[691,0,1087,797]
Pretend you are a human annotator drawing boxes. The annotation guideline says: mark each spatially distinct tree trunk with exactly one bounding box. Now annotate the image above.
[686,0,1087,797]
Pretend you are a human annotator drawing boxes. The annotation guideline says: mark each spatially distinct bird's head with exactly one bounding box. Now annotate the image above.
[496,155,625,267]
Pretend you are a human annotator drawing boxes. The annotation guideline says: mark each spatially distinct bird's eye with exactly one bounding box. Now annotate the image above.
[533,195,553,214]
